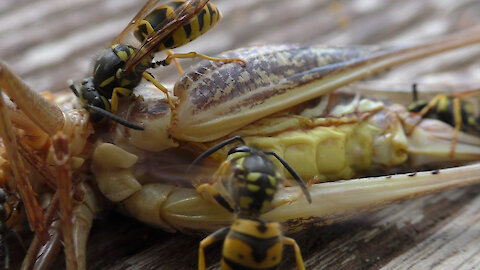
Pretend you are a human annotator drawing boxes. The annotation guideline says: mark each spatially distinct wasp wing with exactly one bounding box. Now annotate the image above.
[124,0,209,73]
[171,27,480,142]
[111,0,170,46]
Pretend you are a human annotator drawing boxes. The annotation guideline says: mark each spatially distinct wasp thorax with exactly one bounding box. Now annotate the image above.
[92,44,144,98]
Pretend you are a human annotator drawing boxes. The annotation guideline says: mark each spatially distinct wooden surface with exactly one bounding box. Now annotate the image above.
[2,0,480,269]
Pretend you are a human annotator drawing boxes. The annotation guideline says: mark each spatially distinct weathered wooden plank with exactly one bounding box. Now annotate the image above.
[2,0,480,269]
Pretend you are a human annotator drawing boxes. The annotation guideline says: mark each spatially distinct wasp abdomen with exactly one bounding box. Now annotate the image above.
[408,96,480,132]
[222,218,283,269]
[134,0,221,51]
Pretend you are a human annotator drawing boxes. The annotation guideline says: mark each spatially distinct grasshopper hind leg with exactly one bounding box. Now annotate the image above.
[0,61,97,270]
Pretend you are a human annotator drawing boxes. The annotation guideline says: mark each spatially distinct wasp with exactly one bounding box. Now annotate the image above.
[190,136,311,270]
[408,83,480,156]
[69,0,244,130]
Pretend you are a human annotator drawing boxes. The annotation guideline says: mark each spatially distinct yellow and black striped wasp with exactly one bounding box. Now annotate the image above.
[408,83,480,156]
[188,136,311,270]
[69,0,244,130]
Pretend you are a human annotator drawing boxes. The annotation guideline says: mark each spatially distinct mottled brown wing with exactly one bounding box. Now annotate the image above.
[124,0,209,73]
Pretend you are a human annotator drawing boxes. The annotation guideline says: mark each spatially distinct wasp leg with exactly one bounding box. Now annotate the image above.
[0,75,49,244]
[110,87,132,113]
[198,226,230,270]
[196,183,234,213]
[156,51,246,68]
[166,50,184,74]
[141,72,177,119]
[283,237,306,270]
[196,161,235,212]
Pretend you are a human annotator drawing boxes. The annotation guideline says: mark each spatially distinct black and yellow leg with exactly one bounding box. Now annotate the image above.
[156,51,246,68]
[141,72,176,117]
[283,237,306,270]
[110,87,132,113]
[198,227,230,270]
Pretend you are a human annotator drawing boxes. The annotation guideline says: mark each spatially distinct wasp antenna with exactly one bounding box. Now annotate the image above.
[412,83,418,102]
[265,151,312,203]
[84,104,144,130]
[68,80,80,97]
[187,136,245,175]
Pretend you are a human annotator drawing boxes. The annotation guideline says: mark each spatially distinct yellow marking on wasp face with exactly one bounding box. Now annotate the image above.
[239,196,252,209]
[111,44,119,49]
[437,96,449,112]
[99,76,115,87]
[117,50,129,62]
[247,184,260,192]
[247,172,261,182]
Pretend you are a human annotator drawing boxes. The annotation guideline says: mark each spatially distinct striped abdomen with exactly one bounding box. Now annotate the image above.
[134,0,222,51]
[222,218,283,270]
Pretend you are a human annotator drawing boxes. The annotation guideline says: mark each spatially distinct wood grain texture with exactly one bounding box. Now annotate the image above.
[2,0,480,269]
